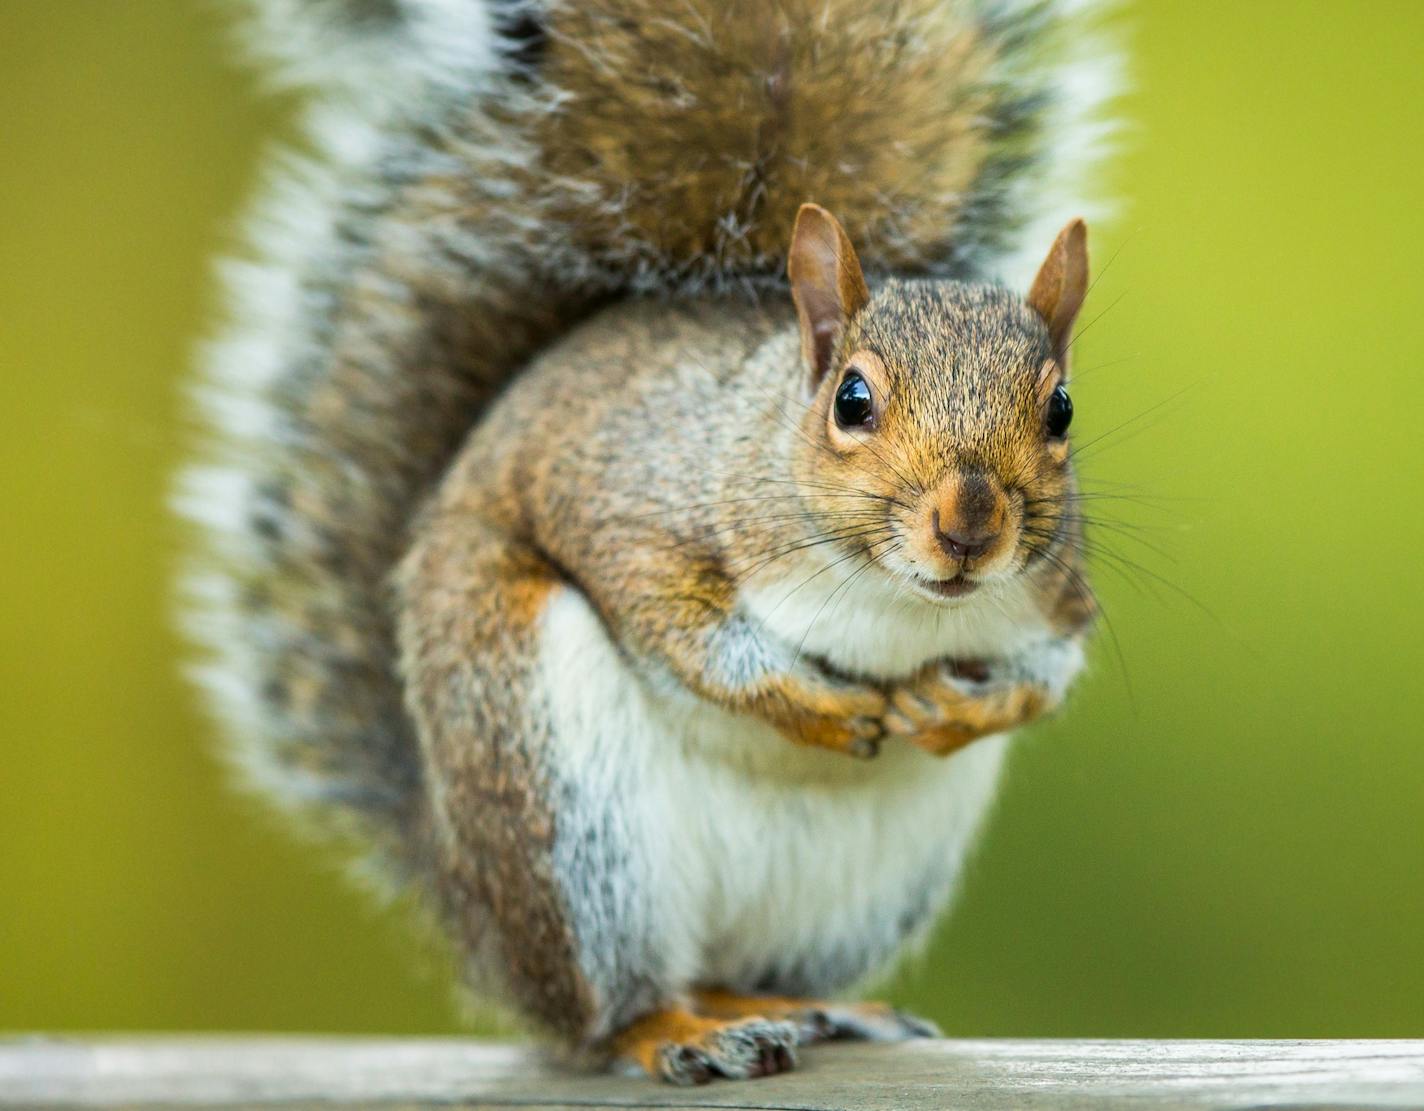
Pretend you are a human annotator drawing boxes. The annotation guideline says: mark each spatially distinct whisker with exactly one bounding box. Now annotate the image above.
[712,470,908,508]
[651,510,888,552]
[1068,384,1193,463]
[769,382,924,497]
[616,491,878,524]
[1080,227,1136,303]
[732,524,899,584]
[760,391,915,502]
[1069,352,1140,383]
[1033,544,1136,715]
[755,531,896,638]
[1029,510,1180,561]
[790,538,894,672]
[1065,288,1128,353]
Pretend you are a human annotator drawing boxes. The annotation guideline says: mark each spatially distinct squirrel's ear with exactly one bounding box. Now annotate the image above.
[788,203,870,387]
[1027,218,1089,364]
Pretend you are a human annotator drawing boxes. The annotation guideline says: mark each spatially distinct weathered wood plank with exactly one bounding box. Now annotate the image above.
[3,1037,1423,1109]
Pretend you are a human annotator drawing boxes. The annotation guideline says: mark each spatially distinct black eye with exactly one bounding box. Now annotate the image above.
[1046,384,1073,439]
[834,372,874,429]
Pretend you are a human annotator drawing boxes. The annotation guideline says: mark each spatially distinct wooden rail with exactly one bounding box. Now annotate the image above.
[4,1036,1423,1109]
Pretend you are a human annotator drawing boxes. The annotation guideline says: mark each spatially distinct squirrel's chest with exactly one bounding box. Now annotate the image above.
[539,587,1009,997]
[739,562,1052,680]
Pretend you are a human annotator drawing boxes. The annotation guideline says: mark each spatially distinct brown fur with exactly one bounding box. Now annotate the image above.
[397,517,597,1039]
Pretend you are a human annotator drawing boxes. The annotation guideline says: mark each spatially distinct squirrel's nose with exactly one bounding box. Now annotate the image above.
[932,510,998,561]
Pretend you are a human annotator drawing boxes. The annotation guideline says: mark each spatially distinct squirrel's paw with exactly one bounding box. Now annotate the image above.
[787,1000,940,1044]
[660,1017,798,1085]
[883,656,1056,757]
[765,675,887,759]
[691,989,938,1046]
[613,1009,798,1085]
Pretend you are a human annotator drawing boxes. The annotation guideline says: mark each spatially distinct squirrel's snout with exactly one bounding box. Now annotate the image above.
[933,511,998,561]
[927,471,1009,571]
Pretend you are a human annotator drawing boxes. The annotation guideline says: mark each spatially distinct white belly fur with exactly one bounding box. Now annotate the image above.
[538,585,1012,1029]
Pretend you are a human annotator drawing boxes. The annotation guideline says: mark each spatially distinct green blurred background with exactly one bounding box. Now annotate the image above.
[2,1,1422,1037]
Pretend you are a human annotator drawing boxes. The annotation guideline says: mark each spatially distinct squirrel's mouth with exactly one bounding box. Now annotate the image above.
[918,574,980,600]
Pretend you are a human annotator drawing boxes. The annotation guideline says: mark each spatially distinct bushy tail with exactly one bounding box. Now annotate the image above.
[179,0,1119,882]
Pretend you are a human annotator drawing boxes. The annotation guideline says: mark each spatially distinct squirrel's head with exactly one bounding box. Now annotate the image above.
[786,204,1089,603]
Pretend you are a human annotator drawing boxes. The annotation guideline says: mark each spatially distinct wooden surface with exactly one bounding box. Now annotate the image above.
[4,1037,1424,1110]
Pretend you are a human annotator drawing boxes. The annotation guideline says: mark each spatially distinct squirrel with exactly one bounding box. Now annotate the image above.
[180,0,1118,1085]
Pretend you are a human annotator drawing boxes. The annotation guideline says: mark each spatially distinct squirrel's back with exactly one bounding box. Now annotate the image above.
[178,0,1119,882]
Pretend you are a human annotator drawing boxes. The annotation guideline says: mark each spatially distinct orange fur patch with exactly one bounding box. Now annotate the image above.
[611,1008,743,1074]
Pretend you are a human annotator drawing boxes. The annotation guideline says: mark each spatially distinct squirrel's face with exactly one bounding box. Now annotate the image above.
[807,290,1073,601]
[787,206,1089,605]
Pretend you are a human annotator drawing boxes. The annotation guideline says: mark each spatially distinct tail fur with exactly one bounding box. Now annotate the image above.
[179,0,1120,882]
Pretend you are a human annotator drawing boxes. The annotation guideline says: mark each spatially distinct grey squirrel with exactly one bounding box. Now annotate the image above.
[180,0,1118,1084]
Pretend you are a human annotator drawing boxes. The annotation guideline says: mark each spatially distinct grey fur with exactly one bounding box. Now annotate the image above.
[181,0,1116,881]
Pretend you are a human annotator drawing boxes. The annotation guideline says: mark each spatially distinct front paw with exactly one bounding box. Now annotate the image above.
[764,676,887,759]
[775,693,887,759]
[883,660,1054,757]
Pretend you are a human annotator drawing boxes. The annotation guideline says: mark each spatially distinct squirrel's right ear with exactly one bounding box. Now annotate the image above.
[788,203,870,388]
[1027,218,1090,365]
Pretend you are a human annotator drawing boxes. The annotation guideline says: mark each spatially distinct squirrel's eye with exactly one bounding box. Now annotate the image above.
[834,372,874,429]
[1045,384,1073,439]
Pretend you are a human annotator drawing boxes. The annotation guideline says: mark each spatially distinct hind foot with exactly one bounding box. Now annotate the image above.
[693,988,939,1045]
[611,1007,798,1085]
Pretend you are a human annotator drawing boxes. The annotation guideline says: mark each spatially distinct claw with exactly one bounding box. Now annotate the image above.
[651,1018,799,1085]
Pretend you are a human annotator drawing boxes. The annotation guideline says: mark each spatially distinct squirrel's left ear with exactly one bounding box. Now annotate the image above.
[788,203,870,389]
[1027,218,1089,365]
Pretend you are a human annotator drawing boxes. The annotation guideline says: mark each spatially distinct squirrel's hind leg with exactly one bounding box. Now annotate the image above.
[398,518,612,1044]
[400,509,706,1059]
[692,989,939,1046]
